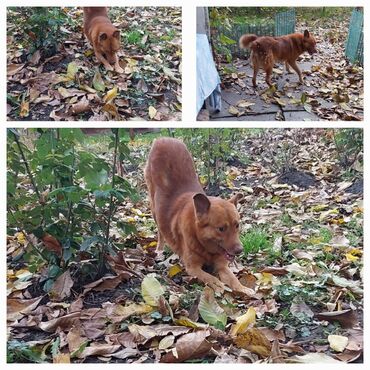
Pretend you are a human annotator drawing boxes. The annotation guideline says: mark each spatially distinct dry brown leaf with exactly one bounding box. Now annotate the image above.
[50,270,74,301]
[78,344,121,359]
[160,330,211,363]
[39,311,80,332]
[7,296,43,322]
[316,309,358,328]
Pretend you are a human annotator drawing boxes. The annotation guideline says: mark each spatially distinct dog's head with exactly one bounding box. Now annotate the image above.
[303,30,317,55]
[193,193,243,261]
[98,29,121,64]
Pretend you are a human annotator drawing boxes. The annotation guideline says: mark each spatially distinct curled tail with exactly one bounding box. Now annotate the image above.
[239,34,258,49]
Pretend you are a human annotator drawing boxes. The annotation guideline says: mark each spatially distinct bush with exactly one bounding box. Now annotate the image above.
[7,128,138,290]
[333,128,363,168]
[7,7,71,55]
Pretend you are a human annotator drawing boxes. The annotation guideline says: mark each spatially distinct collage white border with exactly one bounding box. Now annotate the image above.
[1,0,368,369]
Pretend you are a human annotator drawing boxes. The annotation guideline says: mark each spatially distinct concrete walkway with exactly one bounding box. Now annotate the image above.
[210,56,359,121]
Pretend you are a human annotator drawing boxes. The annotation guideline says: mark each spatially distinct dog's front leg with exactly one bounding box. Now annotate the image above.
[185,262,225,293]
[94,50,114,71]
[112,55,124,74]
[288,60,303,84]
[285,62,292,73]
[216,263,254,296]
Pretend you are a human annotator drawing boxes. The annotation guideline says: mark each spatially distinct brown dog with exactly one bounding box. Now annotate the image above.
[239,30,317,87]
[83,7,123,73]
[144,138,254,296]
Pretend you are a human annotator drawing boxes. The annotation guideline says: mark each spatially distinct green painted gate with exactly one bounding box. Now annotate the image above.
[275,9,296,36]
[345,8,363,65]
[214,9,296,58]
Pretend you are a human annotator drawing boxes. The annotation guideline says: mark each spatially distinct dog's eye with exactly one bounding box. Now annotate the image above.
[218,226,226,232]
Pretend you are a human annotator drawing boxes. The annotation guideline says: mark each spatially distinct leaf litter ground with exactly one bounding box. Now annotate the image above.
[7,129,363,363]
[7,7,182,121]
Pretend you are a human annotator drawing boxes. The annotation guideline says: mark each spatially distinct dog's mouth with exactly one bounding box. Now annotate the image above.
[218,244,237,262]
[224,250,236,262]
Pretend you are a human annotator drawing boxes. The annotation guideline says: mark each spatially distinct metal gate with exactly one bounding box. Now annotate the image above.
[214,9,296,58]
[345,8,363,66]
[275,9,296,36]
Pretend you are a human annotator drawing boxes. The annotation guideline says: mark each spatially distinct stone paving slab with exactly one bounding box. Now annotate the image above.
[212,113,278,121]
[211,58,328,121]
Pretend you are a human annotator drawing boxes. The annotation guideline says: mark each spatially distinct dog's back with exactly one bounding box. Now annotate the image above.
[145,138,202,197]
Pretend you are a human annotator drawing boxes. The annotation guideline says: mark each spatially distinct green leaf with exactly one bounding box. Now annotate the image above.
[219,34,236,45]
[92,71,106,92]
[141,274,165,306]
[198,286,227,330]
[66,61,79,80]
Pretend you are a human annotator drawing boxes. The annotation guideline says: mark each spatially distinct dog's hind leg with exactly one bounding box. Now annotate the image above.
[265,65,273,87]
[252,60,259,87]
[288,60,303,84]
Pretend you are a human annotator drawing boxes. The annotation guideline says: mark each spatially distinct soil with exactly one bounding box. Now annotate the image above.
[277,168,316,189]
[347,178,363,194]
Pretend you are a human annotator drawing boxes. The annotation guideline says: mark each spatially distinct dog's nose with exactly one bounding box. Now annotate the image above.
[233,244,243,255]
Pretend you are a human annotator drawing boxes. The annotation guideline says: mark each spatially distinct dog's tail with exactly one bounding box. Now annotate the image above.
[239,34,258,49]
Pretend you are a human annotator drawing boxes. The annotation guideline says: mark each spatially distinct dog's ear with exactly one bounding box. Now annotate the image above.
[113,30,120,39]
[229,193,243,206]
[304,30,310,38]
[99,32,108,41]
[193,193,210,218]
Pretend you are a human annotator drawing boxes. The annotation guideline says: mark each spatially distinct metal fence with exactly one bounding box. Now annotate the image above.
[214,9,296,58]
[345,8,363,66]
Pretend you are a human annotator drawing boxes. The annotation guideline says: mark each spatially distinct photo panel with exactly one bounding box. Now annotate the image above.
[6,128,364,363]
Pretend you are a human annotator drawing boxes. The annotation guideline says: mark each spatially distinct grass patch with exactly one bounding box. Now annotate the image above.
[241,227,271,254]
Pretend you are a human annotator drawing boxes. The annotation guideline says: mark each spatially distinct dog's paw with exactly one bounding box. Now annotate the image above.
[115,65,124,74]
[105,64,114,72]
[239,286,255,297]
[209,280,225,294]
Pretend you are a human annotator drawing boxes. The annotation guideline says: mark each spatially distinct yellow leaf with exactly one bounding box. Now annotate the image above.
[319,209,339,222]
[199,175,208,185]
[143,241,157,250]
[103,87,118,103]
[233,328,272,358]
[66,61,79,80]
[328,335,348,352]
[168,264,182,278]
[261,272,273,284]
[345,253,358,262]
[19,100,29,118]
[174,316,208,329]
[148,106,157,119]
[16,232,26,245]
[311,204,329,212]
[230,307,256,336]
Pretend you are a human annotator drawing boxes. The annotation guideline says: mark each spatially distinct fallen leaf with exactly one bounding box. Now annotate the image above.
[141,275,165,306]
[50,269,74,301]
[328,335,348,352]
[230,307,256,336]
[160,330,211,363]
[198,286,227,329]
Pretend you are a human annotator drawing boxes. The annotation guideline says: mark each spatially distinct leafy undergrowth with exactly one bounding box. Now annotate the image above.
[7,129,363,363]
[219,11,363,121]
[7,7,182,121]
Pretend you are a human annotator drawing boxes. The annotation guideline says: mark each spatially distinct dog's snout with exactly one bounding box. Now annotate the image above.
[233,244,243,255]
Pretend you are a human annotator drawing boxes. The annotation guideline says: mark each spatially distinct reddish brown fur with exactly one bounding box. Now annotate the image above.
[144,138,254,295]
[83,7,123,73]
[239,30,317,87]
